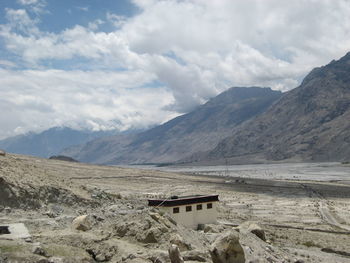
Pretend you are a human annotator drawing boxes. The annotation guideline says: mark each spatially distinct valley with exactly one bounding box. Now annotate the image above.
[1,153,350,262]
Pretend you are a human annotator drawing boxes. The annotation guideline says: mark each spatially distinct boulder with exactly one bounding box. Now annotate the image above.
[168,244,184,263]
[137,227,160,243]
[32,243,47,257]
[72,215,92,231]
[235,222,266,241]
[149,212,172,228]
[209,230,245,263]
[182,250,207,262]
[0,150,5,156]
[170,234,191,251]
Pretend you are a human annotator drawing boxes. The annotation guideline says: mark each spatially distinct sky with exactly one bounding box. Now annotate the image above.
[0,0,350,139]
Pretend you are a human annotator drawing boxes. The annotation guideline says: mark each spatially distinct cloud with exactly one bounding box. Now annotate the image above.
[1,0,350,137]
[17,0,47,14]
[0,68,176,139]
[0,60,17,68]
[76,6,89,12]
[106,12,128,28]
[4,8,40,35]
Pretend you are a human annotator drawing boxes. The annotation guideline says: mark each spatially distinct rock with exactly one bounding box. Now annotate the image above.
[0,150,5,156]
[48,257,64,263]
[209,230,245,263]
[235,222,266,241]
[170,234,191,251]
[168,244,184,263]
[86,243,118,262]
[72,215,92,231]
[116,223,129,237]
[44,205,64,218]
[149,212,172,228]
[182,250,207,262]
[204,224,218,233]
[95,253,107,262]
[128,258,153,263]
[137,227,159,243]
[148,251,168,263]
[32,243,47,257]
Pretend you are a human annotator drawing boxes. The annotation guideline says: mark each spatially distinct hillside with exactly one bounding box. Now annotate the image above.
[197,52,350,164]
[65,87,282,164]
[1,154,350,262]
[0,127,115,158]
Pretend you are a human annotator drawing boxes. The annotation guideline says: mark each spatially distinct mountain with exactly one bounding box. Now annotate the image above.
[64,87,283,164]
[196,52,350,164]
[0,127,115,158]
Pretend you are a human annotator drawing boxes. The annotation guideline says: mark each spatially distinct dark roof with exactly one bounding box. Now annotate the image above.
[148,195,219,207]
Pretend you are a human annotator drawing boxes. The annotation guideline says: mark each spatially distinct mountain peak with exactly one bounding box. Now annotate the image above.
[202,51,350,164]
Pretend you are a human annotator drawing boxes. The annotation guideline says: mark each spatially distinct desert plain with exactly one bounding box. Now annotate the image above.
[1,153,350,262]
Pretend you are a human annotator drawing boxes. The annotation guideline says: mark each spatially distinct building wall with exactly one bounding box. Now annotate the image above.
[159,202,218,229]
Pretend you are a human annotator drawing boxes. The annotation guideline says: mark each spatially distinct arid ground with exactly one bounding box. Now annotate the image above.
[1,153,350,262]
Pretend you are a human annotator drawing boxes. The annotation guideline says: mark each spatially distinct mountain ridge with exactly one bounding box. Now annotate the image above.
[193,52,350,164]
[0,127,116,158]
[64,87,283,164]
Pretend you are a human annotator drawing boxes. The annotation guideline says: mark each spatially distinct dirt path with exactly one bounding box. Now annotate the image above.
[301,183,350,231]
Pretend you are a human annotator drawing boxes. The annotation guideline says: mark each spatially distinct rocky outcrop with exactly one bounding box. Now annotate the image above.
[209,230,245,263]
[234,222,266,241]
[168,244,184,263]
[72,215,92,231]
[49,155,78,162]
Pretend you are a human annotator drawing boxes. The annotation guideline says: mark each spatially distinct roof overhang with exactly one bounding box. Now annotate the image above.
[148,195,219,207]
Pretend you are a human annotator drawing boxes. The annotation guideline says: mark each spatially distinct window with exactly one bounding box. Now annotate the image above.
[207,203,213,209]
[173,207,180,214]
[186,206,192,212]
[196,204,202,210]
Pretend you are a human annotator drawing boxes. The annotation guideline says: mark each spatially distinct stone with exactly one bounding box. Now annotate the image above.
[72,215,92,231]
[48,257,64,263]
[209,230,245,263]
[116,223,129,237]
[170,234,191,251]
[32,243,47,257]
[168,244,184,263]
[204,224,218,233]
[235,222,266,241]
[137,227,159,243]
[149,212,172,228]
[182,250,207,262]
[0,150,5,156]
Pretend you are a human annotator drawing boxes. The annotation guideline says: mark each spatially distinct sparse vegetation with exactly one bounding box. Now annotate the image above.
[302,240,321,248]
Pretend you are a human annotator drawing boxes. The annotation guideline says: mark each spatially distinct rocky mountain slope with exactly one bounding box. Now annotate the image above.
[0,127,115,158]
[64,87,282,164]
[196,52,350,164]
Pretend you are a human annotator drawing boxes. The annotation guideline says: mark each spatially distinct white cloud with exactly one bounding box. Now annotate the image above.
[18,0,40,5]
[1,0,350,137]
[106,12,128,28]
[0,69,176,139]
[17,0,47,14]
[0,60,17,68]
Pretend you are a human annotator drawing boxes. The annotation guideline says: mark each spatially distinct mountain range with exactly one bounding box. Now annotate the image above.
[0,127,115,158]
[62,87,282,164]
[4,52,350,165]
[196,52,350,164]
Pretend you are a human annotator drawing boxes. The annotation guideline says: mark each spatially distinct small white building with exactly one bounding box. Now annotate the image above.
[148,195,219,229]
